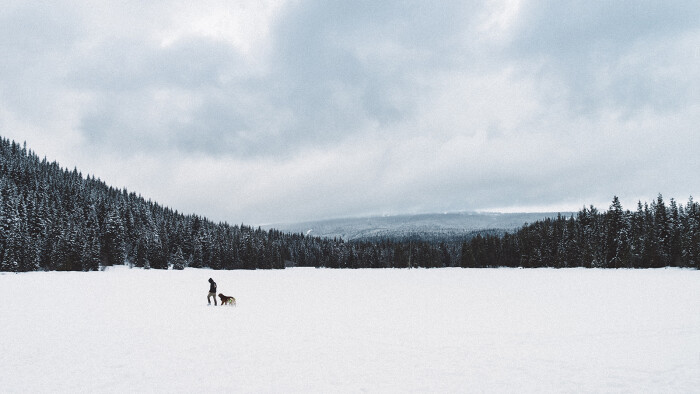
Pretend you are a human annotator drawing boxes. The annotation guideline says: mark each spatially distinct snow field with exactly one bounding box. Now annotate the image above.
[1,267,699,393]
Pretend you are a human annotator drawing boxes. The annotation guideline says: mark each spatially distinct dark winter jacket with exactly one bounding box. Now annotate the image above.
[209,279,217,293]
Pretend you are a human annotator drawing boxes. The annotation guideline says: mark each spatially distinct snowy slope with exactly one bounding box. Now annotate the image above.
[1,267,699,393]
[265,211,571,240]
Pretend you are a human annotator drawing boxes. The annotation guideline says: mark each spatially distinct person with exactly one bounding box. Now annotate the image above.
[207,278,217,305]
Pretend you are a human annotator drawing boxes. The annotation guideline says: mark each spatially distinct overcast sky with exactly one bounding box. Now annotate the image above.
[1,0,699,225]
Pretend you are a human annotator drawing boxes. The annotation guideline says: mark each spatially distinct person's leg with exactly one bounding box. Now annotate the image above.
[207,293,212,304]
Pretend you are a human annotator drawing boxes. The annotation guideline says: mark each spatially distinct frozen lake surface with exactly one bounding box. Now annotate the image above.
[1,267,699,393]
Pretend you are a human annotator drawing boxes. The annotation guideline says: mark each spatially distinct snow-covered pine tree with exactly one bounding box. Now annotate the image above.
[652,194,670,267]
[682,196,700,269]
[102,204,126,266]
[668,198,683,267]
[171,246,186,270]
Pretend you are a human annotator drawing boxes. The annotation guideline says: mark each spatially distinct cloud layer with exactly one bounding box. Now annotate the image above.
[1,0,699,224]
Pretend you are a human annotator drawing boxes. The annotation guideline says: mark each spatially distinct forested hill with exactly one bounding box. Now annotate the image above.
[267,212,571,242]
[1,137,699,271]
[0,137,339,271]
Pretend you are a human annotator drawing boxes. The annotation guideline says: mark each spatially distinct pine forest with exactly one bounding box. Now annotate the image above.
[1,137,698,271]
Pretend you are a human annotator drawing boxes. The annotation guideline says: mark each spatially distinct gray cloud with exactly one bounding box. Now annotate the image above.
[258,0,484,149]
[1,0,699,224]
[0,3,80,119]
[513,1,699,53]
[69,0,488,159]
[508,1,700,115]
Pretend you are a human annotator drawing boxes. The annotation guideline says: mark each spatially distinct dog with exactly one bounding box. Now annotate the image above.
[218,293,236,306]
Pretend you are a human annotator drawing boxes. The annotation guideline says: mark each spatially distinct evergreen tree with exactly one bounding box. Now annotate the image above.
[460,241,476,268]
[630,202,646,267]
[190,240,204,268]
[683,197,700,269]
[171,246,186,270]
[102,205,126,266]
[652,194,670,267]
[668,198,682,266]
[605,196,624,268]
[563,216,580,267]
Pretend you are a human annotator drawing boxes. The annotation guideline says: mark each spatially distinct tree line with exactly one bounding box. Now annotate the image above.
[1,137,698,271]
[457,195,699,269]
[0,137,338,272]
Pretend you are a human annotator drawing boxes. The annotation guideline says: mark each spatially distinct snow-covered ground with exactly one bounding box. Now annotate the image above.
[1,267,699,393]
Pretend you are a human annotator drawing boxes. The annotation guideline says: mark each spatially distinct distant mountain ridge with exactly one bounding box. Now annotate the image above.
[266,212,572,241]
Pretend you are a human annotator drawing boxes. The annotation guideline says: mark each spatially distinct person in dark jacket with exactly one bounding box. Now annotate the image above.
[207,278,217,305]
